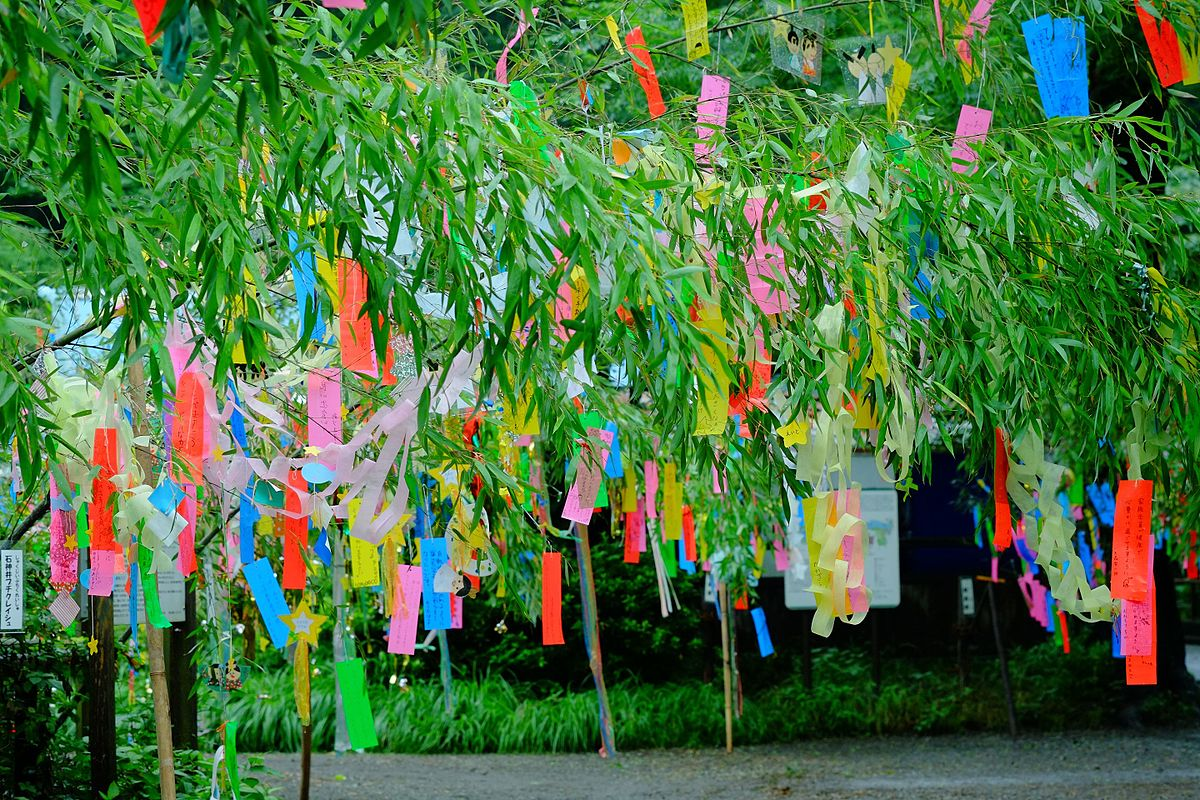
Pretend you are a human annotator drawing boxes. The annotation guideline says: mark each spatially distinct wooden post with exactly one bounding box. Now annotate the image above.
[299,723,312,800]
[166,582,198,749]
[717,582,733,754]
[986,579,1018,738]
[127,356,177,800]
[331,526,349,753]
[85,589,116,798]
[574,524,617,757]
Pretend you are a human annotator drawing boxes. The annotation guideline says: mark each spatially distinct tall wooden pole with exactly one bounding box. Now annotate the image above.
[128,356,177,800]
[85,586,116,797]
[986,580,1018,738]
[574,524,616,757]
[717,582,733,753]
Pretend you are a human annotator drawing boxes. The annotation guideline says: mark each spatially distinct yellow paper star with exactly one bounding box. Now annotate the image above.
[280,599,327,647]
[778,419,810,447]
[878,36,903,71]
[65,533,78,550]
[87,637,99,655]
[303,445,322,457]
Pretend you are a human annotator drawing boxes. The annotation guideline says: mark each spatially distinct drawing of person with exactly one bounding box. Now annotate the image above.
[843,44,887,105]
[786,27,805,75]
[800,28,820,80]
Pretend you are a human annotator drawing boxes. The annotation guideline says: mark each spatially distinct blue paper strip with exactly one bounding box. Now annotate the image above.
[420,538,452,630]
[239,483,259,568]
[242,558,291,649]
[288,231,327,341]
[1022,15,1089,119]
[750,607,775,657]
[603,422,624,479]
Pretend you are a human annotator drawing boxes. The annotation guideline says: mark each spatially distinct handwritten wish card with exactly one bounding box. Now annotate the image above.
[388,564,422,655]
[695,74,731,163]
[1022,16,1089,118]
[950,105,993,175]
[562,428,614,524]
[682,0,710,60]
[626,27,667,118]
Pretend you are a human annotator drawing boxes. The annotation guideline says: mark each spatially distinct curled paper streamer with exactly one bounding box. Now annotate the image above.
[496,7,539,85]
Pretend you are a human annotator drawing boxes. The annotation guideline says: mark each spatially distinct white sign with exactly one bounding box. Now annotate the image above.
[83,567,187,624]
[959,576,976,616]
[1,550,23,631]
[783,459,901,610]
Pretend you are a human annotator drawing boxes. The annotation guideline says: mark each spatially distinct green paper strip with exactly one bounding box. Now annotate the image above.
[77,505,89,549]
[661,531,678,578]
[335,658,378,750]
[138,544,172,629]
[225,720,241,800]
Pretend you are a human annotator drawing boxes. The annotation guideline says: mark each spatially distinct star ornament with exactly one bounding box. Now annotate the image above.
[280,600,327,647]
[87,637,99,655]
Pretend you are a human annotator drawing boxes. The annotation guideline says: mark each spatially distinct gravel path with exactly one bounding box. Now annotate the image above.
[256,730,1200,799]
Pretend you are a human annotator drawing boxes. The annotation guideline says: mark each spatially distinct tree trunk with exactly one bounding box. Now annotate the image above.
[166,581,198,750]
[85,589,116,798]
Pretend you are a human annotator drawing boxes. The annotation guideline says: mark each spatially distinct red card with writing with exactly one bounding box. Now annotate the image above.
[282,469,308,590]
[1111,479,1153,601]
[625,27,667,119]
[1126,577,1157,685]
[682,505,697,562]
[171,370,209,484]
[541,551,565,645]
[132,0,168,45]
[90,427,119,551]
[177,482,197,577]
[1135,0,1183,87]
[993,427,1012,550]
[338,258,377,376]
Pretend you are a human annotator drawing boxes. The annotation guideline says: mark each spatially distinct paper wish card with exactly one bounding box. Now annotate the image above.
[835,35,905,107]
[768,7,825,84]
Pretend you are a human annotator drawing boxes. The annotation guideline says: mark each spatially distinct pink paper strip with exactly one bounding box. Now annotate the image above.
[951,105,993,175]
[388,564,423,655]
[496,7,539,85]
[645,461,660,519]
[307,368,343,467]
[89,549,115,597]
[562,428,614,525]
[695,74,731,163]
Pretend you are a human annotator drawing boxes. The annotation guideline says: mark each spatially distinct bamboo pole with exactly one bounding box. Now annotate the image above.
[127,356,177,800]
[717,581,733,753]
[574,524,617,757]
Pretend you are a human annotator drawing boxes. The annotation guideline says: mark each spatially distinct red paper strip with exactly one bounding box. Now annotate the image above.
[1057,610,1070,654]
[282,469,308,590]
[90,427,119,552]
[993,427,1012,551]
[626,27,666,119]
[338,258,377,375]
[132,0,167,45]
[1187,530,1198,580]
[1135,0,1183,87]
[177,482,198,577]
[1126,576,1157,685]
[171,370,209,484]
[542,551,565,645]
[682,506,697,562]
[1111,479,1153,601]
[623,514,640,564]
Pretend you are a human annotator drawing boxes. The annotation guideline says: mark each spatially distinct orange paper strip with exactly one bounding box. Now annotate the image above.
[90,427,119,552]
[282,469,308,590]
[542,554,564,647]
[1112,479,1153,601]
[626,27,667,119]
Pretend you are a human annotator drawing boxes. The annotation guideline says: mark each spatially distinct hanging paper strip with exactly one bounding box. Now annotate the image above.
[644,461,659,518]
[693,302,729,436]
[1111,479,1153,601]
[49,476,78,590]
[132,0,168,44]
[1135,0,1183,87]
[750,607,775,657]
[662,463,683,540]
[338,258,378,375]
[388,564,422,655]
[336,658,379,749]
[225,720,242,800]
[177,482,197,577]
[172,369,210,484]
[950,105,992,176]
[90,427,119,552]
[1125,578,1157,685]
[307,368,343,467]
[1022,15,1089,119]
[139,542,172,628]
[626,27,667,119]
[496,7,539,85]
[994,427,1012,550]
[562,428,614,525]
[282,470,308,591]
[542,551,565,645]
[242,558,290,649]
[681,0,710,60]
[420,537,452,630]
[695,74,730,163]
[743,197,793,314]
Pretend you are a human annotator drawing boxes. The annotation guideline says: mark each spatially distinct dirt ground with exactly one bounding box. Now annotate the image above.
[257,730,1200,799]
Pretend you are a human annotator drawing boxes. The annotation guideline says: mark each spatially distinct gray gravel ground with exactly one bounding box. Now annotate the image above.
[256,730,1200,799]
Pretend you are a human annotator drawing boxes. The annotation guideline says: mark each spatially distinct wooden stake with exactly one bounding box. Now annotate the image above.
[574,524,617,757]
[717,582,733,753]
[86,590,116,798]
[299,724,312,800]
[127,356,176,800]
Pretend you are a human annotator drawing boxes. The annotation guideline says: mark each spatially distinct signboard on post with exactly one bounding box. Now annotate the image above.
[81,565,187,624]
[1,549,24,631]
[782,456,902,610]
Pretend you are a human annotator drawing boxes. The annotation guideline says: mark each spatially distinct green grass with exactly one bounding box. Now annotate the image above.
[221,640,1195,754]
